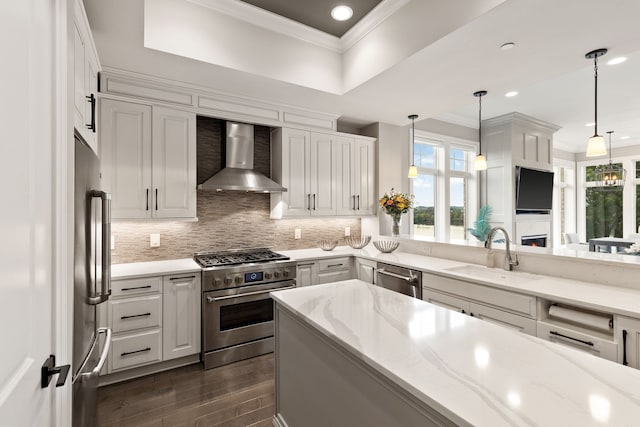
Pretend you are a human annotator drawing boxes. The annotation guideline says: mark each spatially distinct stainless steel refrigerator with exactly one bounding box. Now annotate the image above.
[72,133,112,426]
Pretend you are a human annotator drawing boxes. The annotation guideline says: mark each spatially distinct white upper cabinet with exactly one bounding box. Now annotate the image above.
[271,128,375,219]
[100,98,196,219]
[73,0,100,153]
[337,137,375,216]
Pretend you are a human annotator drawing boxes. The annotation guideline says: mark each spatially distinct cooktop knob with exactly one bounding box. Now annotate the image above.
[264,272,272,280]
[283,270,290,277]
[274,271,281,278]
[224,277,232,285]
[234,276,242,284]
[214,278,222,286]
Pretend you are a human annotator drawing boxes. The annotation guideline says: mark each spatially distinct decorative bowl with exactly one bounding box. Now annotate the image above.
[373,240,399,253]
[319,239,338,251]
[345,235,371,249]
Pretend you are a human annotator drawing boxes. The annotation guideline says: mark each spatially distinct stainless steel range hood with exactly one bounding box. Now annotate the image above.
[199,122,286,193]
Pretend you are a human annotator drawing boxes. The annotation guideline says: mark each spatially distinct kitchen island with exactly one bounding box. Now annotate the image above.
[271,280,640,426]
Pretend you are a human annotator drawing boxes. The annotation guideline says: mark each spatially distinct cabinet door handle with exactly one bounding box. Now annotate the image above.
[297,263,315,267]
[623,329,629,366]
[121,312,151,320]
[549,330,594,347]
[169,275,196,281]
[155,188,158,211]
[313,194,316,210]
[461,309,466,314]
[352,195,356,210]
[307,194,311,211]
[121,285,152,292]
[146,188,149,211]
[85,93,96,132]
[121,348,151,357]
[357,194,360,210]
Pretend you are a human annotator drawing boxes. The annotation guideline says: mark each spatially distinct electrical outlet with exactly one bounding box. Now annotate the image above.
[423,246,432,255]
[294,228,301,239]
[110,235,115,250]
[344,227,351,237]
[150,233,160,248]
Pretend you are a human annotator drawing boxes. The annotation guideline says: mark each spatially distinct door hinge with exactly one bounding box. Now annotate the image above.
[41,354,70,388]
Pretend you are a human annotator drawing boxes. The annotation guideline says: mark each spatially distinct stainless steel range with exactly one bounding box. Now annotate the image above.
[194,248,296,369]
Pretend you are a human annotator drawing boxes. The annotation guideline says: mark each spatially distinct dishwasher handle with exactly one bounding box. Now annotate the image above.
[377,268,419,284]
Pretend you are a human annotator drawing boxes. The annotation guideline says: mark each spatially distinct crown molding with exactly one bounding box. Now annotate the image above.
[187,0,409,54]
[341,0,411,51]
[188,0,342,52]
[483,111,561,132]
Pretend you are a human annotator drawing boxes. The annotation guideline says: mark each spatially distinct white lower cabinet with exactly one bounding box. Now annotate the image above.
[616,316,640,368]
[104,272,200,377]
[163,274,201,361]
[422,273,537,336]
[296,257,353,286]
[296,261,318,287]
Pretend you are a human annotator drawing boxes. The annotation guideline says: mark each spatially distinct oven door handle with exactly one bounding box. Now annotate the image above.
[206,285,296,303]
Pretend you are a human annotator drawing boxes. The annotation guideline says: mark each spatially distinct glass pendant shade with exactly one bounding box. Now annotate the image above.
[474,154,487,171]
[408,165,418,178]
[586,135,607,157]
[594,131,626,190]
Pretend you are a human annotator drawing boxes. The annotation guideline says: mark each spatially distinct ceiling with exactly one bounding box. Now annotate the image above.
[239,0,384,37]
[84,0,640,154]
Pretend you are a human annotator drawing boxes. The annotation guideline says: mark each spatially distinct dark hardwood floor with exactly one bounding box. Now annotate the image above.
[97,354,275,427]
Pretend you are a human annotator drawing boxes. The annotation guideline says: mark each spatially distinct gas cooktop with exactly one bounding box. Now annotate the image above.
[193,248,289,268]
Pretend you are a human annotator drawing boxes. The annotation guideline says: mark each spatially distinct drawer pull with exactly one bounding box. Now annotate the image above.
[549,330,594,347]
[327,264,344,268]
[169,275,196,281]
[297,263,315,267]
[623,329,628,366]
[120,312,151,320]
[121,348,151,357]
[121,285,152,292]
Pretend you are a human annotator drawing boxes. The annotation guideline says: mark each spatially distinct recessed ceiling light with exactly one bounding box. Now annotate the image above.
[331,5,353,21]
[607,56,627,65]
[505,91,518,97]
[585,122,596,127]
[620,136,631,140]
[500,42,515,51]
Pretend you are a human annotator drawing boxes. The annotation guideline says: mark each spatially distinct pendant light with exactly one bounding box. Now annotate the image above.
[408,114,418,178]
[585,48,608,157]
[595,131,626,190]
[474,90,488,171]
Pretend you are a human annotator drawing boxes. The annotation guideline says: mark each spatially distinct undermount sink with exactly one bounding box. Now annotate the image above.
[445,264,543,283]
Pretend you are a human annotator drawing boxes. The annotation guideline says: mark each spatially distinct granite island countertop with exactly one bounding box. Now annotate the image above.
[271,280,640,426]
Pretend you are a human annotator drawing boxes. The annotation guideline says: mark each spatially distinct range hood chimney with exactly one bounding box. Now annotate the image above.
[199,122,286,193]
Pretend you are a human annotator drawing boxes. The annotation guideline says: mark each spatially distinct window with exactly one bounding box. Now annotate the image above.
[410,133,477,241]
[553,160,576,246]
[584,164,623,239]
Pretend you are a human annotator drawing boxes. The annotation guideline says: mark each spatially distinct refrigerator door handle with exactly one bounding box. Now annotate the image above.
[89,190,111,305]
[75,328,112,383]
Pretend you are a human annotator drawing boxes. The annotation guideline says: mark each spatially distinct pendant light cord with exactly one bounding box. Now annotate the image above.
[478,94,482,152]
[594,55,599,136]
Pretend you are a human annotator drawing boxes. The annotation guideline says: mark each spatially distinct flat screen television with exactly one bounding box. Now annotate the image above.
[515,166,554,212]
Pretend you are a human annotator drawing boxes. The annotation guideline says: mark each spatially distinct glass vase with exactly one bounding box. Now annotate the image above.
[391,214,401,236]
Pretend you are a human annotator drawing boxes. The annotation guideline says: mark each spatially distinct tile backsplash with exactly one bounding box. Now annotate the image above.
[111,192,362,263]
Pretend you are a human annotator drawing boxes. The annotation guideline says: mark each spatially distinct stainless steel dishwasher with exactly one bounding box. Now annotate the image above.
[376,263,422,299]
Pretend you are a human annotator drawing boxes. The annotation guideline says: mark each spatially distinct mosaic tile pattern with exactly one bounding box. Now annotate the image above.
[111,192,362,263]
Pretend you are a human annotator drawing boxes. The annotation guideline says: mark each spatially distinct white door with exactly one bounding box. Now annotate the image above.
[281,128,311,217]
[336,137,355,215]
[0,0,66,425]
[310,133,336,216]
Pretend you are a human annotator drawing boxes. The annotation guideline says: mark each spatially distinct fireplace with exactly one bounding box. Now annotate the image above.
[521,234,547,247]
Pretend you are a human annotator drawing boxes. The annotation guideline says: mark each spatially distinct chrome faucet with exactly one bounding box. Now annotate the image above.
[484,226,519,271]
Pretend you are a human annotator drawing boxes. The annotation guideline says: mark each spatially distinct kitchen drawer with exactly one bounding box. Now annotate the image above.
[318,257,350,272]
[111,276,162,297]
[110,294,162,333]
[318,269,351,285]
[110,329,162,371]
[424,273,536,319]
[537,321,617,362]
[470,302,537,335]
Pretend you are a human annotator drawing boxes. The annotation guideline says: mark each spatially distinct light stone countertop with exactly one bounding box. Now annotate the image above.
[277,246,640,319]
[111,258,201,279]
[271,280,640,426]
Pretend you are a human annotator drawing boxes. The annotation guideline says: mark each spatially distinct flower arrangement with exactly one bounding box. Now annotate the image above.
[626,243,640,255]
[379,188,414,216]
[379,188,414,236]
